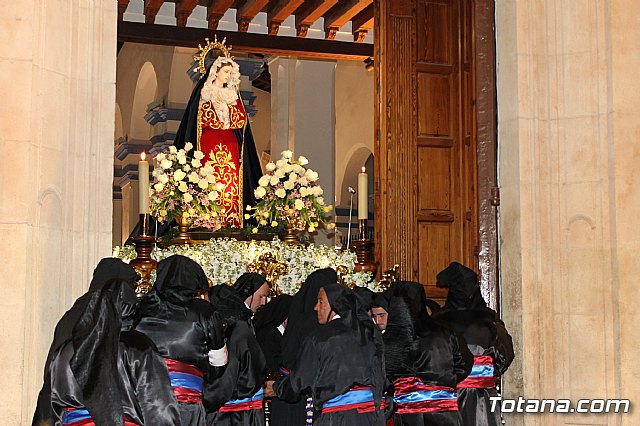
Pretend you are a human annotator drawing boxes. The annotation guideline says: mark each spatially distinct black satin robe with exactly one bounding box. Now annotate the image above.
[136,298,225,426]
[274,317,386,426]
[49,330,181,426]
[387,319,473,426]
[433,309,514,426]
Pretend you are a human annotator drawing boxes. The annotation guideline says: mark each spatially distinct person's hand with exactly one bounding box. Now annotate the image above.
[263,380,276,397]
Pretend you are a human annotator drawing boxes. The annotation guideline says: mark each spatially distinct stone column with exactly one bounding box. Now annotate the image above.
[270,58,336,245]
[496,0,639,424]
[0,1,117,422]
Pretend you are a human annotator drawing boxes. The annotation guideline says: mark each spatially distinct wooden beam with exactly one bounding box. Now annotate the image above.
[267,0,305,35]
[144,0,166,24]
[295,0,338,37]
[118,0,130,21]
[351,3,373,31]
[117,20,373,60]
[207,0,235,30]
[236,0,271,32]
[175,0,200,27]
[323,0,370,39]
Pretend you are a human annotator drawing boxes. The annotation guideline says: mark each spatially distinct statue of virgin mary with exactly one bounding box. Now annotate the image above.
[173,40,262,229]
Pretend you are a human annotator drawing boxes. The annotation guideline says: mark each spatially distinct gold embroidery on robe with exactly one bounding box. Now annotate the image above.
[208,142,241,227]
[200,101,246,130]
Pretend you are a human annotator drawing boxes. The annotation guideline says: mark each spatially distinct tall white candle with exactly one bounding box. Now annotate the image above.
[358,166,368,220]
[139,152,150,214]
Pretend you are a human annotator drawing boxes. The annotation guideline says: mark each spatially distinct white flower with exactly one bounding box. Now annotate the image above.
[198,179,209,189]
[284,180,295,190]
[156,153,166,162]
[281,150,293,159]
[154,182,164,192]
[215,182,225,191]
[276,159,287,169]
[259,176,270,187]
[270,175,280,186]
[178,181,188,192]
[202,164,214,175]
[288,173,298,182]
[188,172,200,183]
[305,169,318,181]
[314,186,324,196]
[292,164,303,173]
[265,162,276,172]
[169,146,177,154]
[207,174,217,183]
[254,186,266,199]
[158,174,169,184]
[298,177,308,186]
[191,158,202,168]
[194,150,205,160]
[317,196,324,205]
[161,159,172,169]
[298,156,309,165]
[283,164,294,173]
[300,187,309,197]
[177,153,187,165]
[184,142,194,151]
[183,193,193,203]
[208,191,219,201]
[184,165,191,172]
[174,170,186,181]
[274,169,286,179]
[294,199,304,210]
[275,188,287,198]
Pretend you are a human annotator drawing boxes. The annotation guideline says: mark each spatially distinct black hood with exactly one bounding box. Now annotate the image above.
[232,272,266,302]
[89,258,139,293]
[254,294,292,331]
[438,262,487,310]
[209,284,252,325]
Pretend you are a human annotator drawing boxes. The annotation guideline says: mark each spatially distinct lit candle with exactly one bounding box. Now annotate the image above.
[139,152,150,214]
[358,166,368,220]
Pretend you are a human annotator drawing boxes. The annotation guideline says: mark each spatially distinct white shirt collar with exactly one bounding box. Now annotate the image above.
[277,324,286,335]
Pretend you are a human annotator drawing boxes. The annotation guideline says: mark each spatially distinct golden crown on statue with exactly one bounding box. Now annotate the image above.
[194,36,233,77]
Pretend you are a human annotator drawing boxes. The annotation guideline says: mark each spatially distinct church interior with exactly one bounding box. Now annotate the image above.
[2,0,639,424]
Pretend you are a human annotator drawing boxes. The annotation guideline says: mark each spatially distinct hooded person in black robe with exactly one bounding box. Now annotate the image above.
[48,280,182,426]
[253,294,293,424]
[32,258,139,426]
[374,282,473,426]
[268,283,386,426]
[205,274,268,426]
[135,255,227,426]
[433,262,515,426]
[275,268,339,424]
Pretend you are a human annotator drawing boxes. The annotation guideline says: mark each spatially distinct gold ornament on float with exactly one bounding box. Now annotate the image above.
[194,36,233,77]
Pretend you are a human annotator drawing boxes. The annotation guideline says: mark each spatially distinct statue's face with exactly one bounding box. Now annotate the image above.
[215,64,232,85]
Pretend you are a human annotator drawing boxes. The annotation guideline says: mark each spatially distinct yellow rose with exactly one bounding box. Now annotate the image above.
[271,221,278,227]
[245,214,251,219]
[252,227,258,234]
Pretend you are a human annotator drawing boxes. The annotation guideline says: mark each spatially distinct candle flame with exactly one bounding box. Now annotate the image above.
[141,152,146,161]
[361,166,366,173]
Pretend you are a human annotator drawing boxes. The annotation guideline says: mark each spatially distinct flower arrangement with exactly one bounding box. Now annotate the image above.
[247,150,334,233]
[113,238,378,295]
[150,143,223,229]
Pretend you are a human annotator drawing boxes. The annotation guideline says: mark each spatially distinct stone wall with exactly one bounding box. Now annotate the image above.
[496,0,639,424]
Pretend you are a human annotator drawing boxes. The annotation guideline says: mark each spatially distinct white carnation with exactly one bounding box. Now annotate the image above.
[276,159,287,169]
[298,177,308,186]
[169,146,177,154]
[270,175,280,186]
[153,182,164,192]
[161,159,172,170]
[298,156,309,165]
[191,158,202,168]
[184,142,194,151]
[275,188,287,198]
[294,199,305,210]
[281,150,293,159]
[178,181,188,192]
[188,172,200,183]
[317,196,324,205]
[183,193,193,203]
[300,187,308,197]
[259,176,270,187]
[174,170,186,181]
[284,164,294,173]
[265,162,276,172]
[177,153,187,165]
[284,180,295,190]
[292,164,303,173]
[198,179,209,189]
[194,150,205,160]
[274,169,286,179]
[208,191,219,201]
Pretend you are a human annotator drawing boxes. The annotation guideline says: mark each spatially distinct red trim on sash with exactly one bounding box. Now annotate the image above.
[393,377,459,414]
[457,355,496,389]
[172,387,204,404]
[320,386,386,414]
[164,358,204,377]
[218,399,264,412]
[66,421,139,426]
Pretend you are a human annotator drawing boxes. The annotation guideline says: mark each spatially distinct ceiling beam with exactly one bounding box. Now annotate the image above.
[118,21,373,60]
[207,0,235,30]
[236,0,271,32]
[144,0,166,24]
[175,0,200,27]
[118,0,131,21]
[351,3,373,42]
[295,0,338,38]
[267,0,305,35]
[323,0,371,40]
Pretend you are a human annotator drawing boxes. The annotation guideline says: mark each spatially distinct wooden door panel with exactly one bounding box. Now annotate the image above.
[417,146,451,212]
[417,73,453,137]
[417,0,454,65]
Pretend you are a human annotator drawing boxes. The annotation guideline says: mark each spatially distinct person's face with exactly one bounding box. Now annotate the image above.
[215,65,232,85]
[371,307,388,331]
[314,288,334,325]
[246,282,269,312]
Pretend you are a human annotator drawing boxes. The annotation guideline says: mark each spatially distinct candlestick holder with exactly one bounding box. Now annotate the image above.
[352,219,377,276]
[130,213,157,297]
